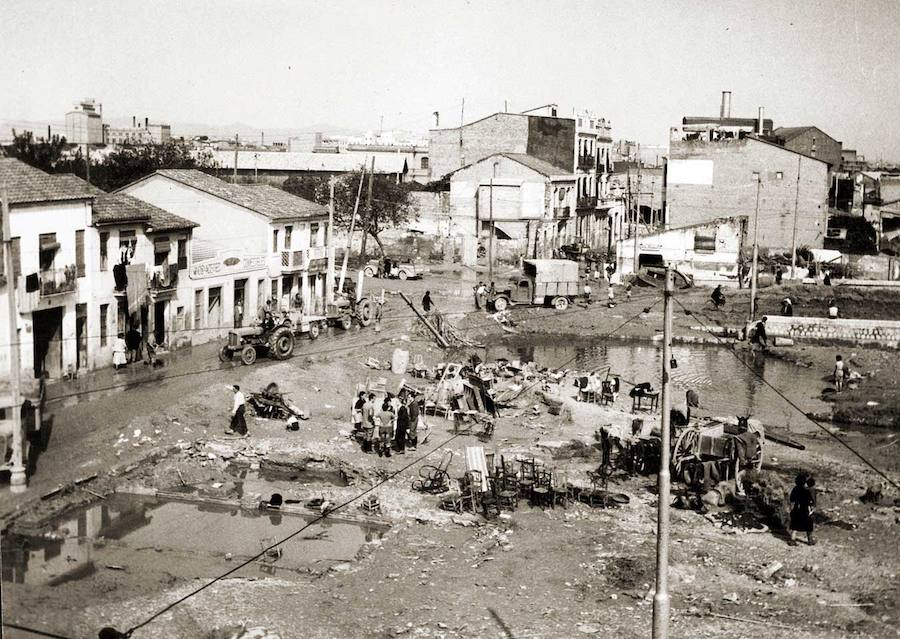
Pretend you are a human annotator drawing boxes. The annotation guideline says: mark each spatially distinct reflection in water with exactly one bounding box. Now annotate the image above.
[1,495,386,587]
[486,341,828,432]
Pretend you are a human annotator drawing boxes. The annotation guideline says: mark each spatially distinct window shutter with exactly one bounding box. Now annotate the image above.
[75,230,85,277]
[11,237,21,284]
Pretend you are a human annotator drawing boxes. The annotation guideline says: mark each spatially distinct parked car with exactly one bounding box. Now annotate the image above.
[363,256,429,280]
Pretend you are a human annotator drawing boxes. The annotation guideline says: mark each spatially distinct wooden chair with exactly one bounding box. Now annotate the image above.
[460,470,483,513]
[530,470,553,509]
[551,471,569,509]
[497,472,519,510]
[518,458,537,498]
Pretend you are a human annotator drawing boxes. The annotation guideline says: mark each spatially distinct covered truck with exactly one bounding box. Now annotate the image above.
[489,259,582,311]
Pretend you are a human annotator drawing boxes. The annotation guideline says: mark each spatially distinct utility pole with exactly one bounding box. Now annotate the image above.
[2,185,27,492]
[749,173,762,320]
[361,156,374,261]
[338,166,366,297]
[326,178,335,307]
[652,266,674,638]
[488,176,494,284]
[233,134,239,183]
[790,155,802,281]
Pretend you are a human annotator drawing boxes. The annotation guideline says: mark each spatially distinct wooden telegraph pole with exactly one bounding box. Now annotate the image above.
[2,185,27,491]
[749,173,762,320]
[233,134,239,183]
[652,265,674,638]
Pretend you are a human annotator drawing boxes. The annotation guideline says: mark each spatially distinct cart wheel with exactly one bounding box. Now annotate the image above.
[357,299,373,326]
[339,313,353,330]
[240,345,257,366]
[398,270,409,281]
[364,267,375,277]
[308,322,320,340]
[492,296,509,312]
[553,296,569,311]
[218,345,233,362]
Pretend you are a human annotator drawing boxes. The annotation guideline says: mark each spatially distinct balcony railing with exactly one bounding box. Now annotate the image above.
[40,265,78,297]
[577,196,598,210]
[149,263,179,291]
[577,154,597,171]
[281,249,306,270]
[554,206,571,219]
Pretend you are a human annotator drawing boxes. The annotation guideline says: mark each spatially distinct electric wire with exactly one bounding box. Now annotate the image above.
[674,297,899,491]
[0,622,76,639]
[119,297,662,636]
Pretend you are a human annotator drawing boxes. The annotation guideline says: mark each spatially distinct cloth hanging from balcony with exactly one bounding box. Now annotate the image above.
[25,273,39,292]
[126,264,149,316]
[113,263,128,291]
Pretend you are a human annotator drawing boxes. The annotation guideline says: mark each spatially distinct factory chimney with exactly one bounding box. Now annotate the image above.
[433,111,439,127]
[757,107,764,134]
[145,117,149,128]
[720,91,732,118]
[132,116,136,128]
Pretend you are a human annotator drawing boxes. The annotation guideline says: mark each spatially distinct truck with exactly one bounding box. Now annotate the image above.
[488,259,582,311]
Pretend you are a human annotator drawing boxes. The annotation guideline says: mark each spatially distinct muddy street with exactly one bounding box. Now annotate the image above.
[2,279,899,639]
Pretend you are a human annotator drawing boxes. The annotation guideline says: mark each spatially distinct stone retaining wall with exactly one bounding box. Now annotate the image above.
[762,316,900,348]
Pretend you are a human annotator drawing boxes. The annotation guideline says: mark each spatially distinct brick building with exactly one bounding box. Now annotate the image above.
[667,135,829,252]
[772,126,842,172]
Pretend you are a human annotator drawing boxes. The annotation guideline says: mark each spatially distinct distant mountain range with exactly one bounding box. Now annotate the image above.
[0,116,362,143]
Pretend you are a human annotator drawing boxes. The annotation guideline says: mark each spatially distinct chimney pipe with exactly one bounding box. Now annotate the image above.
[757,107,764,134]
[433,111,440,127]
[720,91,732,118]
[145,117,149,128]
[132,116,136,128]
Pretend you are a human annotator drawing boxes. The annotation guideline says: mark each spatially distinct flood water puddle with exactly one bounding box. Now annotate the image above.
[486,340,831,432]
[1,494,386,587]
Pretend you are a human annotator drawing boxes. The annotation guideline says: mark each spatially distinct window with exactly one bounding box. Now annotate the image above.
[694,230,717,253]
[775,171,784,180]
[310,222,320,246]
[421,157,429,170]
[99,232,109,271]
[272,229,279,252]
[119,230,136,263]
[11,237,20,285]
[176,305,185,331]
[99,303,109,346]
[207,287,222,327]
[285,225,293,250]
[193,289,203,329]
[39,232,57,271]
[154,237,170,266]
[270,279,278,304]
[177,239,187,270]
[75,230,85,277]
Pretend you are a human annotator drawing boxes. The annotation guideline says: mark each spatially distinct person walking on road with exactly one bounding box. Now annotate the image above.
[474,281,486,310]
[112,332,128,370]
[583,281,593,305]
[362,393,376,453]
[126,326,142,363]
[227,385,248,436]
[422,290,433,314]
[750,316,768,350]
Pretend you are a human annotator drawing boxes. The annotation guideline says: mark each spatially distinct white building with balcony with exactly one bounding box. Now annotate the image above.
[0,158,101,384]
[117,170,330,344]
[90,193,197,368]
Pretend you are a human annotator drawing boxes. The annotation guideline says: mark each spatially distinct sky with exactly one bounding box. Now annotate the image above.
[2,0,899,159]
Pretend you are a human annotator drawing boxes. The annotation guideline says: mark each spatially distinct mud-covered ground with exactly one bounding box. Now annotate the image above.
[2,271,899,639]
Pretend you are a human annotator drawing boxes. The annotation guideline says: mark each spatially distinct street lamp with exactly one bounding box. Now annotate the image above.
[749,172,761,320]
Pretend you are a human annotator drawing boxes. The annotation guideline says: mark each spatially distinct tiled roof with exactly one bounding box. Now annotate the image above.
[501,153,570,176]
[210,150,408,174]
[0,157,101,205]
[772,126,815,141]
[93,193,196,231]
[151,169,327,220]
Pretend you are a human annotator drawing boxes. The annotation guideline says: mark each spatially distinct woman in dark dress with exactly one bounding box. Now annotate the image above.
[789,473,816,545]
[394,401,409,455]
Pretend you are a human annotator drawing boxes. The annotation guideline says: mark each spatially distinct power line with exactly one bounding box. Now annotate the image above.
[6,292,661,412]
[0,622,76,639]
[121,295,663,637]
[674,297,899,491]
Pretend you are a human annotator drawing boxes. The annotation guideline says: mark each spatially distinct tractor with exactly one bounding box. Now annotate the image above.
[218,310,323,366]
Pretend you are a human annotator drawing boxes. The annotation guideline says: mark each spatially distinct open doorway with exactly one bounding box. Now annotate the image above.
[33,307,63,379]
[154,301,167,344]
[76,304,87,370]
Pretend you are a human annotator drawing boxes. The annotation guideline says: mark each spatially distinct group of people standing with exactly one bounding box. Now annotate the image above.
[352,391,422,456]
[473,281,495,310]
[112,324,159,370]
